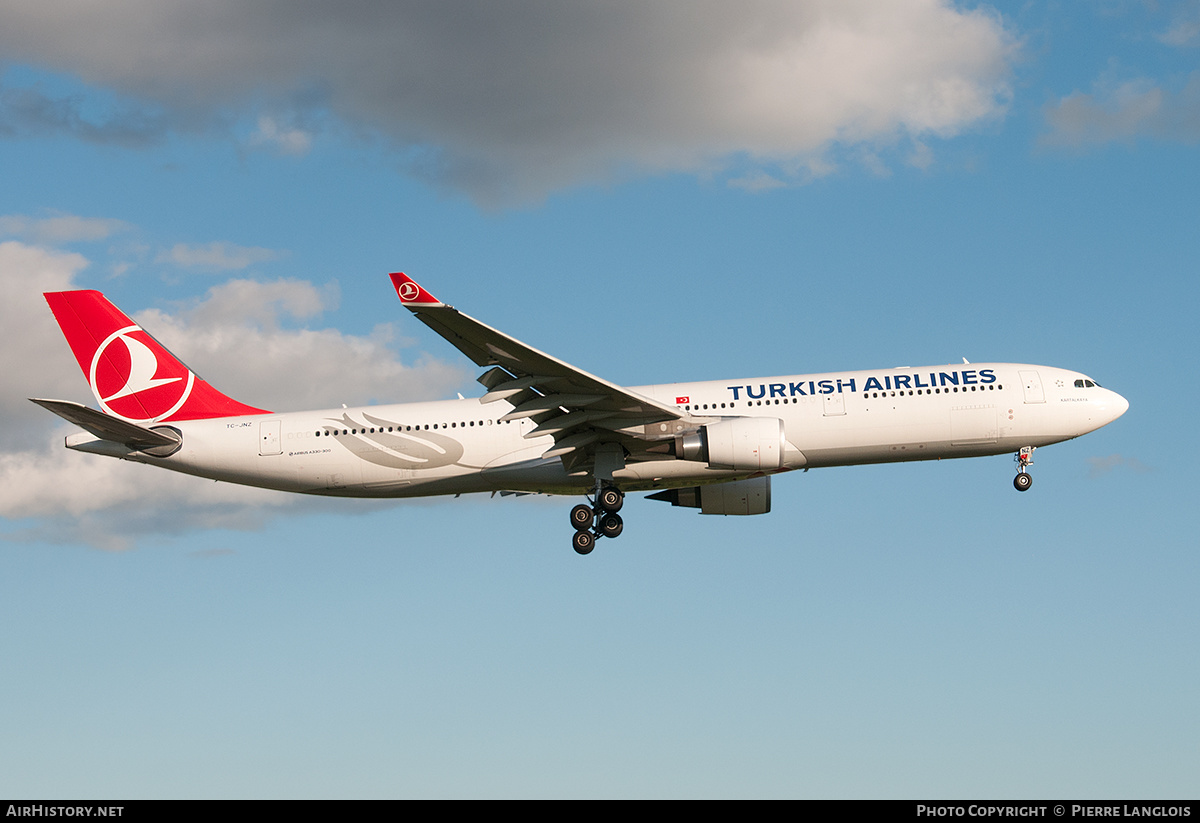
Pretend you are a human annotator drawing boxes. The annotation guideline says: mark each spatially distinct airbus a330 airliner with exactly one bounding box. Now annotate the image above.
[34,273,1128,554]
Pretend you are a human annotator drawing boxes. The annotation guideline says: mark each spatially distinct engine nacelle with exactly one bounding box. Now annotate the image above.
[675,417,785,471]
[647,476,771,515]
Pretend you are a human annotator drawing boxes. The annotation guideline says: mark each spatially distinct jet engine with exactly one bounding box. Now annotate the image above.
[674,417,785,471]
[647,476,771,515]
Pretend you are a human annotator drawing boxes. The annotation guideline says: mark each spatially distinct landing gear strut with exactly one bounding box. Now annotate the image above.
[1013,446,1035,492]
[570,485,625,554]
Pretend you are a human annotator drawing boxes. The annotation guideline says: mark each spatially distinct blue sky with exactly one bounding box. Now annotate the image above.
[0,1,1196,799]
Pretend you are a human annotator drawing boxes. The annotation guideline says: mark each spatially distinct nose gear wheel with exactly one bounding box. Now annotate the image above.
[1013,446,1035,492]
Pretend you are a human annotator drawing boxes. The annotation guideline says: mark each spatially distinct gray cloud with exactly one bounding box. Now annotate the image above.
[1087,454,1152,478]
[0,80,175,147]
[1043,72,1200,147]
[0,0,1018,203]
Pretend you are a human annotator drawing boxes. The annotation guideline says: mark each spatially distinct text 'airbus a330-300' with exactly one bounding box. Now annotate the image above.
[33,273,1128,554]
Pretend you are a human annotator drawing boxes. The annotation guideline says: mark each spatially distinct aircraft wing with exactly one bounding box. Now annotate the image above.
[390,273,697,469]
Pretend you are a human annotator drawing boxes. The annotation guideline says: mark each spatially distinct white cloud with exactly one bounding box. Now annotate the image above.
[136,278,468,411]
[906,141,935,170]
[0,212,131,244]
[0,241,92,445]
[0,0,1018,204]
[0,240,469,548]
[727,170,789,193]
[156,241,285,271]
[1159,4,1200,48]
[0,439,295,549]
[249,114,314,156]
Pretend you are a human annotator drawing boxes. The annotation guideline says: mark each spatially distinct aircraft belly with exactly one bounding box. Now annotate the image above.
[479,458,586,495]
[800,440,1000,468]
[613,461,764,485]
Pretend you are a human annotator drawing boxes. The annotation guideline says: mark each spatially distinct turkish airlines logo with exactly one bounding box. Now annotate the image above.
[89,325,195,423]
[397,281,421,302]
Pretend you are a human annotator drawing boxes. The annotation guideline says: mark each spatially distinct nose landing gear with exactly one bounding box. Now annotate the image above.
[570,486,625,554]
[1013,446,1035,492]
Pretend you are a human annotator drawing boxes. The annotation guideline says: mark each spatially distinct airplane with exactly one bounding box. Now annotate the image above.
[33,273,1129,554]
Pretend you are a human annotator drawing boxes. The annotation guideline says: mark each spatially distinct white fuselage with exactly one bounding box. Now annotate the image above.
[66,363,1128,498]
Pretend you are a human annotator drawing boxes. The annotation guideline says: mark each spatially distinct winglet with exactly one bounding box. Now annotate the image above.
[389,272,444,307]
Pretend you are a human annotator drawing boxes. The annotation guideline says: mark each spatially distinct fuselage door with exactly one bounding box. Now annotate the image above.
[1019,370,1045,404]
[823,391,846,416]
[259,419,282,455]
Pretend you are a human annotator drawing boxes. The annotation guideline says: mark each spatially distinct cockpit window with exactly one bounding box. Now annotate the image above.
[1075,378,1101,389]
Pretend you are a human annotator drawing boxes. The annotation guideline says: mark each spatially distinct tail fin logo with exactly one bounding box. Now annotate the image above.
[90,325,196,423]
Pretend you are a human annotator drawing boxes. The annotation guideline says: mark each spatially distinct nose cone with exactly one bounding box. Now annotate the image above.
[1099,389,1129,426]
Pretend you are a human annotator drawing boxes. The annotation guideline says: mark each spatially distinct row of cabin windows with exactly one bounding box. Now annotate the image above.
[316,419,515,437]
[865,384,1004,399]
[683,398,800,411]
[681,383,1005,410]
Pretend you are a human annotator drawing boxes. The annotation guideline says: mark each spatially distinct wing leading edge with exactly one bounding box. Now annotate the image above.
[389,273,698,472]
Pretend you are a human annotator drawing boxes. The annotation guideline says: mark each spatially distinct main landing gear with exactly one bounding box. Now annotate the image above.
[1013,446,1035,492]
[570,486,625,555]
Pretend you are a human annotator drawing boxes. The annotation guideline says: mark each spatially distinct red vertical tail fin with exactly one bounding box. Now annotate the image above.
[44,290,270,423]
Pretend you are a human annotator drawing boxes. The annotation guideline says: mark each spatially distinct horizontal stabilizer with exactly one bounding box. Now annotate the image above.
[30,398,181,451]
